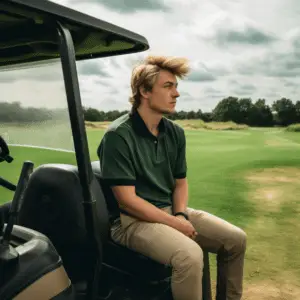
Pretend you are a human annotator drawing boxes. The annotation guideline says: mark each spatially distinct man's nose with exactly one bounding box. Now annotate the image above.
[173,89,180,98]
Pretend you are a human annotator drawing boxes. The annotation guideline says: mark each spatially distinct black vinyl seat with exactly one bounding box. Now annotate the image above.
[17,164,109,284]
[91,160,172,283]
[17,162,172,287]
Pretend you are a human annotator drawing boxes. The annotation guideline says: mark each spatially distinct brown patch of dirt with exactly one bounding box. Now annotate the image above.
[246,167,300,184]
[251,187,285,211]
[245,167,300,211]
[265,139,283,146]
[252,217,277,233]
[265,137,300,148]
[210,279,300,300]
[242,281,300,300]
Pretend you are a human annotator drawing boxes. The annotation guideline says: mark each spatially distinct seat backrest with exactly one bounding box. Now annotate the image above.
[17,163,110,283]
[91,160,121,222]
[0,202,11,231]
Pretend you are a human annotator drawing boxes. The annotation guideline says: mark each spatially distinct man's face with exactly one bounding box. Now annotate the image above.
[144,70,180,115]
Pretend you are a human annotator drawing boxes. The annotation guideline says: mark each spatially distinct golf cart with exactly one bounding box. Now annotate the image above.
[0,0,212,299]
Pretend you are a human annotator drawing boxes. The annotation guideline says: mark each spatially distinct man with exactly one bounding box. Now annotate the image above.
[97,55,247,300]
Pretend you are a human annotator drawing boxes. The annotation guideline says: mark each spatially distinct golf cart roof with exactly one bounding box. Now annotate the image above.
[0,0,149,67]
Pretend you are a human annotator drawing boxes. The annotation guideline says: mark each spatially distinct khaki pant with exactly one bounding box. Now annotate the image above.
[111,206,247,300]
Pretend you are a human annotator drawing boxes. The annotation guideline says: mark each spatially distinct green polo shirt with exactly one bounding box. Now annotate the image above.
[97,110,187,216]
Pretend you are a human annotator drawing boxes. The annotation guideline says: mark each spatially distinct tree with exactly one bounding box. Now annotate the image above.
[186,110,196,119]
[0,101,66,123]
[295,101,300,123]
[238,98,254,125]
[201,112,213,122]
[176,111,187,120]
[195,109,203,120]
[252,99,273,127]
[272,98,297,126]
[212,96,240,122]
[84,107,102,122]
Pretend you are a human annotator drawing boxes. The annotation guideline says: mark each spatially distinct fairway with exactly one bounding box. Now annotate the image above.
[1,126,300,299]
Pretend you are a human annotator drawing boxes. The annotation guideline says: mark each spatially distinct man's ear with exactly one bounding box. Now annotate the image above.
[139,85,150,99]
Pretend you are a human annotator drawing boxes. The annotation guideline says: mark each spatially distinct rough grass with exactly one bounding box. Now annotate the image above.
[85,121,111,130]
[85,119,249,131]
[285,123,300,132]
[173,119,249,130]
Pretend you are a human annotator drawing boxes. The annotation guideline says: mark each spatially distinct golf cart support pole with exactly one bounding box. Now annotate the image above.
[203,251,212,300]
[57,22,101,300]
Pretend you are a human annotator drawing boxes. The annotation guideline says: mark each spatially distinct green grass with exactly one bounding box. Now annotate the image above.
[1,125,300,297]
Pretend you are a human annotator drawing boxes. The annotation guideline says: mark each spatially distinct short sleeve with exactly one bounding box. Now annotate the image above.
[97,131,136,186]
[173,130,187,179]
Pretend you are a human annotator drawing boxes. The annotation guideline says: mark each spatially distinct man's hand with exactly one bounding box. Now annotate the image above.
[174,216,198,240]
[175,215,188,221]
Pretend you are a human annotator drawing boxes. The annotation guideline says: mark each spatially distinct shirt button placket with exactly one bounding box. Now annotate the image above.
[154,139,158,159]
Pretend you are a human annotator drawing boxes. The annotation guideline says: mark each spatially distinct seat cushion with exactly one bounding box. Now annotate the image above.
[73,281,87,294]
[103,239,172,282]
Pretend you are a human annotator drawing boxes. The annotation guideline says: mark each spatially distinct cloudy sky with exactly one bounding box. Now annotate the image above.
[2,0,300,112]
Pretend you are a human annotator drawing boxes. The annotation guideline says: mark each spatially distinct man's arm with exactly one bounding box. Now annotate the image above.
[172,128,188,215]
[112,185,197,238]
[172,178,189,215]
[112,185,183,228]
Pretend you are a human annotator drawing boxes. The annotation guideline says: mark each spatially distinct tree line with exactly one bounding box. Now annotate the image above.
[1,97,300,127]
[84,97,300,127]
[0,102,68,123]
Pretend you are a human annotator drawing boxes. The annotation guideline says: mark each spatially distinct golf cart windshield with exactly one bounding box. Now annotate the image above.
[0,58,77,201]
[0,59,74,152]
[0,0,149,208]
[0,0,149,155]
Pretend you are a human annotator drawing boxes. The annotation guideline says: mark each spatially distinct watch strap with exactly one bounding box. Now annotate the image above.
[174,212,189,220]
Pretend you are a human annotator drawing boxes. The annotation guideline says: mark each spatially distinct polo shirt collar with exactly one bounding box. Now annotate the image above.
[130,109,166,139]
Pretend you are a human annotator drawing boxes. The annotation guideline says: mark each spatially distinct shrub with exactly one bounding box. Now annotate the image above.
[285,124,300,132]
[174,119,248,130]
[203,121,248,130]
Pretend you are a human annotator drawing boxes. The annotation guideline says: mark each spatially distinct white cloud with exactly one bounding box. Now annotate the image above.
[2,0,300,113]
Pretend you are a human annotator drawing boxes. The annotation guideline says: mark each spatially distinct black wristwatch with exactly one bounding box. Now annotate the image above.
[174,212,189,220]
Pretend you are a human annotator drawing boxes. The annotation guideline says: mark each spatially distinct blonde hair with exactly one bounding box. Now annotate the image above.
[129,55,190,111]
